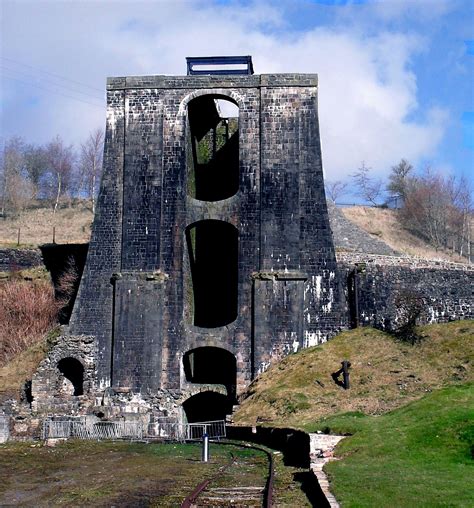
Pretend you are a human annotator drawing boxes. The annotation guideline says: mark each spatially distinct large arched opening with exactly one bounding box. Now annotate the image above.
[185,220,238,328]
[186,94,239,202]
[182,391,234,424]
[183,346,237,400]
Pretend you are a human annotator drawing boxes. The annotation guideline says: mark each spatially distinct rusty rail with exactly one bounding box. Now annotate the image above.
[181,453,236,508]
[181,440,274,507]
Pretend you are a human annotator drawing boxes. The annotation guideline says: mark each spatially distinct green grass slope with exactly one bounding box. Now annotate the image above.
[321,383,474,507]
[233,321,474,429]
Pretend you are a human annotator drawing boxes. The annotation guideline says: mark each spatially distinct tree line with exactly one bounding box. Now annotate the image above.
[1,134,472,261]
[0,129,104,217]
[326,160,473,261]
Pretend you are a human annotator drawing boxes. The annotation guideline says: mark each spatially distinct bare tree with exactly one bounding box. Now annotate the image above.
[449,175,472,259]
[79,129,104,213]
[325,180,349,204]
[45,136,75,214]
[351,161,384,206]
[387,158,413,206]
[400,167,473,254]
[0,137,34,216]
[23,144,48,201]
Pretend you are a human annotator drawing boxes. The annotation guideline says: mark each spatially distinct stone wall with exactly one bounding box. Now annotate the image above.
[0,248,43,272]
[31,333,97,415]
[338,253,474,329]
[68,72,343,408]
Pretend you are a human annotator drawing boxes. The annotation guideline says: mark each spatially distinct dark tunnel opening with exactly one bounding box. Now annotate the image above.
[183,347,237,401]
[40,243,88,324]
[186,220,238,328]
[57,357,84,396]
[182,391,234,424]
[187,95,239,202]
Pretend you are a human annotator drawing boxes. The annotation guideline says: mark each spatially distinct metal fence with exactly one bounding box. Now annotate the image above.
[42,419,144,441]
[42,417,226,442]
[0,415,9,443]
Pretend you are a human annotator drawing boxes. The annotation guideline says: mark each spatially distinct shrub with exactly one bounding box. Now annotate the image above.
[0,279,59,365]
[392,290,425,345]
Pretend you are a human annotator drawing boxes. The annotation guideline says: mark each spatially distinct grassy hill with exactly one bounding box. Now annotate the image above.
[341,205,469,263]
[0,203,93,247]
[234,322,473,507]
[233,321,474,429]
[0,331,57,402]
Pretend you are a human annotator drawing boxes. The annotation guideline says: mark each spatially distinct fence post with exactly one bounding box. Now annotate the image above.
[202,432,209,462]
[17,227,20,246]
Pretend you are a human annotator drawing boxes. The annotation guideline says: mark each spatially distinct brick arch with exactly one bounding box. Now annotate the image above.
[178,385,227,405]
[178,89,243,116]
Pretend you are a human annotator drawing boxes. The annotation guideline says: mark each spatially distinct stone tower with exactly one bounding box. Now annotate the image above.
[69,59,342,422]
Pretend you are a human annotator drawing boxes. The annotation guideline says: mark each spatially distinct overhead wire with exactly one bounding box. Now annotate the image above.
[1,56,104,94]
[1,64,105,102]
[1,73,104,109]
[0,56,106,108]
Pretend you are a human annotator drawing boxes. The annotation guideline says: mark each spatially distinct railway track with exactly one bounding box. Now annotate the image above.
[181,441,274,507]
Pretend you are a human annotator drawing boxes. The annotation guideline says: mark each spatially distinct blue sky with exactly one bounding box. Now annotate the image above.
[1,0,473,188]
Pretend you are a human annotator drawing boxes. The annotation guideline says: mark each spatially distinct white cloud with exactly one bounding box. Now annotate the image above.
[1,0,449,181]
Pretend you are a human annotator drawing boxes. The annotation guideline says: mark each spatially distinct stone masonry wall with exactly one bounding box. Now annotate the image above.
[0,248,43,272]
[68,72,343,406]
[338,253,473,329]
[31,333,97,415]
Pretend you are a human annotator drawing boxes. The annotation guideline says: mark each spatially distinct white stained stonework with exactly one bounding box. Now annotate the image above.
[310,433,345,508]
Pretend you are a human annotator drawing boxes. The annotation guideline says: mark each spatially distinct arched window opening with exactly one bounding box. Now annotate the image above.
[187,95,239,202]
[57,357,84,396]
[185,220,238,328]
[183,347,237,400]
[183,392,233,424]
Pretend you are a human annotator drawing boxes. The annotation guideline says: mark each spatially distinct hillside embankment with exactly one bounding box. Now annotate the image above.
[1,202,470,264]
[340,205,470,263]
[233,321,474,430]
[0,204,93,247]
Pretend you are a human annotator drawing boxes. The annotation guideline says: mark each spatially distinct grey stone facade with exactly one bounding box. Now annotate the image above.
[337,253,473,329]
[20,71,473,426]
[61,72,343,422]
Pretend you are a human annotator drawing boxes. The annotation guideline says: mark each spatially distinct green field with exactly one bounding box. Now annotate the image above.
[318,383,474,507]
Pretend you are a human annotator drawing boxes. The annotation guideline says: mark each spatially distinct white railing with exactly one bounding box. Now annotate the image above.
[42,419,143,441]
[42,417,226,442]
[188,420,226,440]
[147,419,226,441]
[0,415,9,443]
